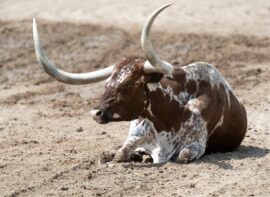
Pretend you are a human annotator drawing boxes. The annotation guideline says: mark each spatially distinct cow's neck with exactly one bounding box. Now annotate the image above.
[141,79,189,133]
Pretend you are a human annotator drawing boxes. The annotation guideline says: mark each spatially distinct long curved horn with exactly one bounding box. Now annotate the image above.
[141,3,174,75]
[33,19,114,85]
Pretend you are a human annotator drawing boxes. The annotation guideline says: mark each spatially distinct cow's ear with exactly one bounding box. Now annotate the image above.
[142,73,163,83]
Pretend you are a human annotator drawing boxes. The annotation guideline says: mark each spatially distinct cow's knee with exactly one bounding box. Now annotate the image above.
[176,142,205,164]
[177,148,193,163]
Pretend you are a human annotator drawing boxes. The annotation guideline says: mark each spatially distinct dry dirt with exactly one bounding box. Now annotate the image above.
[0,10,270,197]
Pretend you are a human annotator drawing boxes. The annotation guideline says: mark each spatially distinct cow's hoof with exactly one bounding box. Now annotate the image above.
[130,152,143,162]
[100,150,116,164]
[176,148,192,164]
[113,148,131,162]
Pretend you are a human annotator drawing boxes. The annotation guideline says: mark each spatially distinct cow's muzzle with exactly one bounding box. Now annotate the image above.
[90,108,113,124]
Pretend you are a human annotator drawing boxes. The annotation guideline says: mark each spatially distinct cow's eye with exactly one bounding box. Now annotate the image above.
[120,83,133,89]
[125,84,133,88]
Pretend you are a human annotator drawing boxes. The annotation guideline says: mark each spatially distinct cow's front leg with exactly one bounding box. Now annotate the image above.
[114,136,142,162]
[114,119,155,162]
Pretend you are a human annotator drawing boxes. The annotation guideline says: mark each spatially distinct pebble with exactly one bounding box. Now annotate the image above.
[106,163,115,168]
[60,186,68,191]
[190,183,195,188]
[76,127,83,132]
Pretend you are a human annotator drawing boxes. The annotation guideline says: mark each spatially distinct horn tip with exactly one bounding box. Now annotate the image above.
[163,3,174,8]
[32,18,38,36]
[33,18,38,32]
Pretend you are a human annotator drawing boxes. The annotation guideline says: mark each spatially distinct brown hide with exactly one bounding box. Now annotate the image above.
[143,66,247,153]
[205,90,247,153]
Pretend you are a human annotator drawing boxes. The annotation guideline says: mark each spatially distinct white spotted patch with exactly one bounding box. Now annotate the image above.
[125,119,173,163]
[113,113,121,119]
[147,83,192,108]
[105,65,135,88]
[120,111,207,163]
[147,83,161,92]
[160,85,178,102]
[187,99,201,114]
[117,68,130,84]
[183,62,233,107]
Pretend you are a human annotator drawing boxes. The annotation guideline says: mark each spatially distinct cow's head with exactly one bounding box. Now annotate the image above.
[91,57,167,124]
[32,4,174,124]
[91,57,147,124]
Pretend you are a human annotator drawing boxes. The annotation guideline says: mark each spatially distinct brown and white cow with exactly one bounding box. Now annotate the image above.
[33,4,247,164]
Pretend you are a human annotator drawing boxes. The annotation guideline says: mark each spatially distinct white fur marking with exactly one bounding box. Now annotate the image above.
[90,109,99,117]
[122,111,208,163]
[113,113,121,119]
[209,112,224,138]
[183,62,233,107]
[187,99,201,114]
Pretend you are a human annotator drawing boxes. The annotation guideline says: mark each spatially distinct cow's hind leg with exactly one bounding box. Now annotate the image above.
[175,103,208,164]
[176,141,206,163]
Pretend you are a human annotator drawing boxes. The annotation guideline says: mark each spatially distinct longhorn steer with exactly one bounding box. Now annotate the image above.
[33,4,247,164]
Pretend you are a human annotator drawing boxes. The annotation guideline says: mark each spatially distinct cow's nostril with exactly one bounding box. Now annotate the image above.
[96,110,103,116]
[90,109,103,117]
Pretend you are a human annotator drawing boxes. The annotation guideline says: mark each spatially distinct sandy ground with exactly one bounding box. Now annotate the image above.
[1,0,270,37]
[0,1,270,197]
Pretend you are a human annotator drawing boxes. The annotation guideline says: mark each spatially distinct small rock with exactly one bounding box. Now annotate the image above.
[88,173,93,180]
[60,186,68,191]
[76,127,83,132]
[101,131,107,135]
[30,140,39,144]
[69,149,77,154]
[106,163,115,168]
[172,61,179,65]
[256,68,262,73]
[190,183,195,188]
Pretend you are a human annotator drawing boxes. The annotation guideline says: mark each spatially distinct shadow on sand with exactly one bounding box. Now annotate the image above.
[199,145,270,170]
[121,145,269,169]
